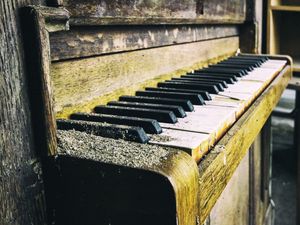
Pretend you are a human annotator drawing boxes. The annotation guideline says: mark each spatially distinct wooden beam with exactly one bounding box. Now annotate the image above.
[50,25,238,61]
[198,65,292,224]
[62,0,246,25]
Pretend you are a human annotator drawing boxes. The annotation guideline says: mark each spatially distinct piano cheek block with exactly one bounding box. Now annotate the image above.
[49,131,199,225]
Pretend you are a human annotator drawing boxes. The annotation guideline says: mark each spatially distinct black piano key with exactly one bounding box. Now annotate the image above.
[70,112,162,134]
[171,77,228,88]
[183,74,236,84]
[57,119,149,143]
[163,80,223,92]
[197,68,246,77]
[94,105,178,123]
[236,55,268,61]
[107,101,186,118]
[157,81,219,94]
[219,60,260,67]
[195,68,245,77]
[145,87,212,100]
[225,58,263,66]
[211,63,254,71]
[189,71,240,80]
[135,90,205,105]
[119,95,194,112]
[230,55,267,63]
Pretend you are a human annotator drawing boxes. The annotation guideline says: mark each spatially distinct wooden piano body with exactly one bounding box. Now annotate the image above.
[21,1,292,225]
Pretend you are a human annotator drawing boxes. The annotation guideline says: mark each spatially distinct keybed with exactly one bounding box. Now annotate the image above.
[57,55,287,161]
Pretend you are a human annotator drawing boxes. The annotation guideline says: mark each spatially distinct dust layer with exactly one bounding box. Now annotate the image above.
[57,129,177,169]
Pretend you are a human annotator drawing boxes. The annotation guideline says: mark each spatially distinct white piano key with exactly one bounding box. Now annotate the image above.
[159,105,236,138]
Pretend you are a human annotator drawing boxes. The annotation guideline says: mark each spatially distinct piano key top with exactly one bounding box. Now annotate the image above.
[187,72,239,81]
[107,101,186,118]
[145,87,212,100]
[119,95,194,112]
[158,81,220,94]
[56,119,150,143]
[183,74,236,84]
[171,77,228,88]
[94,105,178,123]
[70,112,163,134]
[135,90,206,105]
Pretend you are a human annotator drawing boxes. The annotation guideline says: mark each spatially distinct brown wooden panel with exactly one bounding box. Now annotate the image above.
[62,0,246,25]
[50,25,238,61]
[50,36,239,118]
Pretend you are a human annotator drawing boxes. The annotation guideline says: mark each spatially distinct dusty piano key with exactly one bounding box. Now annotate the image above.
[149,128,212,162]
[171,77,228,88]
[183,74,236,84]
[119,95,194,111]
[135,90,205,105]
[197,67,247,76]
[56,119,150,143]
[145,87,212,100]
[208,95,246,116]
[159,105,237,141]
[165,79,224,91]
[70,112,162,134]
[158,81,220,94]
[94,105,178,123]
[242,67,279,82]
[225,80,264,94]
[107,101,186,118]
[210,64,254,71]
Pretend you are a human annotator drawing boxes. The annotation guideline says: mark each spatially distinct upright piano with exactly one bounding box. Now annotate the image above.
[21,1,292,225]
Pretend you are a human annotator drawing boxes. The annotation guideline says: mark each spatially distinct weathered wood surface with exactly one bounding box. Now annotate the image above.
[198,65,292,224]
[207,152,250,225]
[62,0,246,25]
[0,1,48,224]
[22,6,69,156]
[50,36,239,118]
[50,25,238,61]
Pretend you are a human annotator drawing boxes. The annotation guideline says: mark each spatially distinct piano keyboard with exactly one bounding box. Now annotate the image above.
[57,55,287,162]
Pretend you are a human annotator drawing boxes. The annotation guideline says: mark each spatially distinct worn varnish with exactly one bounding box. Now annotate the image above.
[50,25,238,61]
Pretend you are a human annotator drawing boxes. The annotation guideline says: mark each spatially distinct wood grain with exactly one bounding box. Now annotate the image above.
[198,65,292,224]
[62,0,246,25]
[0,1,47,224]
[50,25,238,61]
[50,36,239,118]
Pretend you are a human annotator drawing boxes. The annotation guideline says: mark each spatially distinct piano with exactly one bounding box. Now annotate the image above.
[21,2,292,225]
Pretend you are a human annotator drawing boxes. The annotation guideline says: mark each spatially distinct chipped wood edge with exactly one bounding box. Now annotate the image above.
[22,6,69,156]
[197,64,292,224]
